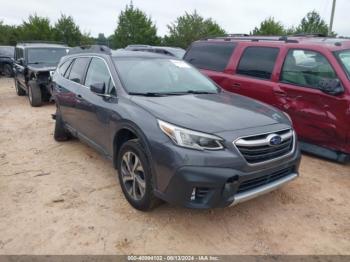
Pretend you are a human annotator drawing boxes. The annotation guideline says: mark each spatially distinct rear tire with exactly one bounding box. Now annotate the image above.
[54,109,70,142]
[117,139,161,211]
[15,79,26,96]
[28,80,42,107]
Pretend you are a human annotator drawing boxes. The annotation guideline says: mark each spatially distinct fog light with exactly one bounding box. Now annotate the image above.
[190,187,196,201]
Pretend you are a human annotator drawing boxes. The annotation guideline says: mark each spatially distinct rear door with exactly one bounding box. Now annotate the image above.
[222,45,280,107]
[184,41,236,87]
[61,57,91,130]
[277,48,349,150]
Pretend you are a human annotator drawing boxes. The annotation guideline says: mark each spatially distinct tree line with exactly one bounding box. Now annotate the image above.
[0,2,340,49]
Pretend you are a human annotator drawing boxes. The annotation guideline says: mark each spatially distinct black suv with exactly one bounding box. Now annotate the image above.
[0,45,15,77]
[52,45,300,211]
[13,42,69,106]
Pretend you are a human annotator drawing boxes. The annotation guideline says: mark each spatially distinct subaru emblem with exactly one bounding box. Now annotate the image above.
[269,135,282,146]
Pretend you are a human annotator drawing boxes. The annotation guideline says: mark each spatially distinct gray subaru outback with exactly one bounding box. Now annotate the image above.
[52,46,301,211]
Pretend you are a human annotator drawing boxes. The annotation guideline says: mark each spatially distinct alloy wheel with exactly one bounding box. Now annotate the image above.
[121,151,146,201]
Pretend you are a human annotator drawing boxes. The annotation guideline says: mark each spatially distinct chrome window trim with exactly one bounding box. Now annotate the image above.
[233,129,296,166]
[60,55,117,95]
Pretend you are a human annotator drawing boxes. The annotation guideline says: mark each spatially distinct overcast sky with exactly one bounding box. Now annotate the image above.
[0,0,349,37]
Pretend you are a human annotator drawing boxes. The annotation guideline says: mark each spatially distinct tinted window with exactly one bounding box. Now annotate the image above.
[68,57,90,84]
[334,49,350,79]
[85,58,114,93]
[184,42,236,71]
[281,49,337,88]
[0,46,14,58]
[59,60,72,76]
[15,48,24,60]
[237,47,279,79]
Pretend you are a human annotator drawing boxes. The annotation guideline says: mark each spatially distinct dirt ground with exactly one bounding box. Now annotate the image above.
[0,77,349,255]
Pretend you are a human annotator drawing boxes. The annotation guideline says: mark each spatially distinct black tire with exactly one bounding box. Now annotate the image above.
[28,80,42,107]
[15,79,26,96]
[117,139,161,211]
[4,64,13,77]
[54,109,70,142]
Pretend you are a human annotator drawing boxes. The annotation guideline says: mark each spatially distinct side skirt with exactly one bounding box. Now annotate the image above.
[300,141,350,163]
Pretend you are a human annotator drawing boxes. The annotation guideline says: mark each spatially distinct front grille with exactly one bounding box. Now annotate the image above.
[235,129,294,164]
[237,167,293,194]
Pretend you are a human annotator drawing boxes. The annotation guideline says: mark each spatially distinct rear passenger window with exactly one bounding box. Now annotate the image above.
[184,42,236,71]
[59,60,72,76]
[68,57,90,84]
[237,47,279,80]
[281,49,338,89]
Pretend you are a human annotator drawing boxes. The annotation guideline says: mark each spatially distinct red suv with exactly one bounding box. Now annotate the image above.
[184,36,350,162]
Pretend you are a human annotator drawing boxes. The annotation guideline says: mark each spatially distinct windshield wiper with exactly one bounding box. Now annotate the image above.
[181,90,217,94]
[128,92,170,97]
[28,62,45,65]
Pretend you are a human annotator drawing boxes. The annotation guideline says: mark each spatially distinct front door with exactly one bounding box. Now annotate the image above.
[277,48,349,151]
[78,57,118,153]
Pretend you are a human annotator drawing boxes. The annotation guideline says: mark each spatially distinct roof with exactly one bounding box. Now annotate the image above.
[112,50,176,59]
[199,36,350,51]
[16,42,67,48]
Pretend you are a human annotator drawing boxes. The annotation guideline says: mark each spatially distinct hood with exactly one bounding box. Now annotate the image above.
[131,92,289,134]
[27,64,57,72]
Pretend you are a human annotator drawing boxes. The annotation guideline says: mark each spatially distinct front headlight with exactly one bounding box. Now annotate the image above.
[158,120,224,150]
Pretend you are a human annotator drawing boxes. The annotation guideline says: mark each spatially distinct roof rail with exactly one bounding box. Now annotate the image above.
[68,45,112,55]
[202,36,299,43]
[292,33,327,37]
[16,41,67,45]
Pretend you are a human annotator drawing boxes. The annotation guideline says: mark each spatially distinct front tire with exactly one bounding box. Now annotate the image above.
[15,79,26,96]
[28,80,42,107]
[117,139,160,211]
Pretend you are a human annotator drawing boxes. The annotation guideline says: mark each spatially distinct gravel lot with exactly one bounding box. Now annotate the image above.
[0,77,349,255]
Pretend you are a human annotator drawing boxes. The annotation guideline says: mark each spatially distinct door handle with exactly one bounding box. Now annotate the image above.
[232,83,241,88]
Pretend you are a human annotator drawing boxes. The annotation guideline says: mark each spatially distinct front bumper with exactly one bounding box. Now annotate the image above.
[154,156,300,209]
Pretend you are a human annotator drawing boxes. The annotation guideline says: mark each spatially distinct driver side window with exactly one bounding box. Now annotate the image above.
[85,58,115,95]
[281,49,338,89]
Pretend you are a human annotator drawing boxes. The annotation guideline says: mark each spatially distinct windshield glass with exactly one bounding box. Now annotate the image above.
[27,48,68,64]
[113,58,219,95]
[0,46,14,58]
[335,49,350,78]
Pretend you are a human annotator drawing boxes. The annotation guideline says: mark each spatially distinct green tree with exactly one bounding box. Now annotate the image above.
[252,17,285,35]
[53,14,82,46]
[0,21,19,45]
[112,3,160,48]
[295,11,331,36]
[164,10,225,49]
[80,32,95,45]
[96,33,108,46]
[19,14,53,41]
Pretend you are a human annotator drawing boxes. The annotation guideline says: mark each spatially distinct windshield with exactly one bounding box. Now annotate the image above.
[0,46,14,58]
[113,58,219,95]
[27,48,68,64]
[335,49,350,78]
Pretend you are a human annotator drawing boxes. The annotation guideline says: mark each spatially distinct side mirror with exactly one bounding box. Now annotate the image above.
[17,58,24,65]
[318,78,344,96]
[90,83,105,95]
